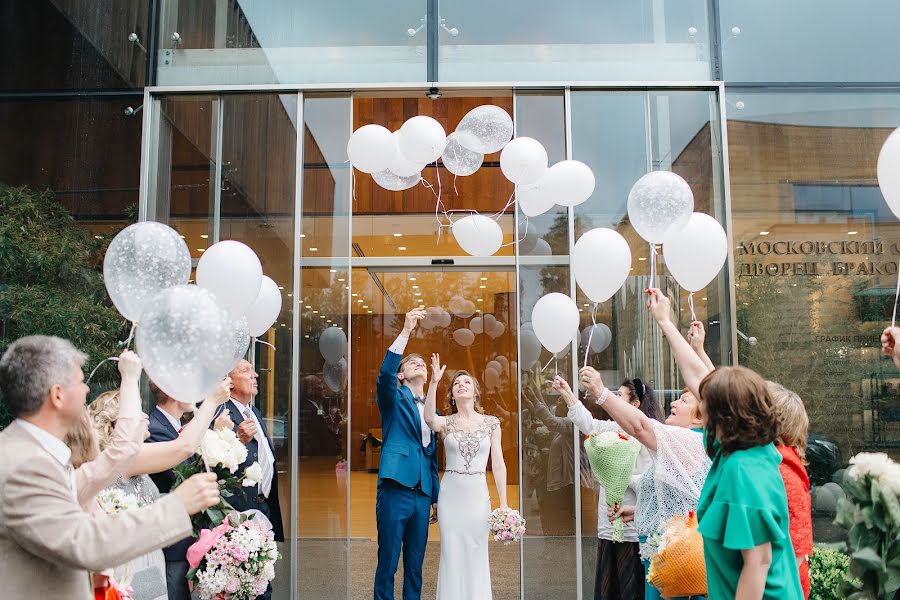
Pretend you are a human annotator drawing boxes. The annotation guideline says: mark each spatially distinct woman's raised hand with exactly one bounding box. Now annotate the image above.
[551,376,577,408]
[646,288,673,325]
[430,353,446,383]
[579,366,605,400]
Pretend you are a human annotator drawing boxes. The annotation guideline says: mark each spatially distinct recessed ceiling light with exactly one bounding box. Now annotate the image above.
[280,323,286,327]
[848,231,858,235]
[367,310,372,313]
[305,305,312,309]
[309,247,318,252]
[480,277,487,281]
[278,286,284,290]
[477,298,483,302]
[300,234,306,238]
[412,285,419,289]
[398,246,407,251]
[287,293,292,297]
[409,277,416,281]
[393,233,403,237]
[701,297,707,300]
[759,231,769,236]
[304,335,309,338]
[197,248,206,252]
[357,299,363,303]
[583,303,589,307]
[479,285,486,289]
[313,310,319,314]
[415,292,422,296]
[180,235,185,239]
[363,305,368,309]
[200,234,209,239]
[330,269,336,273]
[337,277,345,282]
[638,257,646,261]
[320,315,326,319]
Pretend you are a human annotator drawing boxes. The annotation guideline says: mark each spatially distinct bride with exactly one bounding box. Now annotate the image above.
[424,353,508,600]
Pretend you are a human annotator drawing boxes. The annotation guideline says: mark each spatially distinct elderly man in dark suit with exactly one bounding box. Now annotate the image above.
[218,358,284,599]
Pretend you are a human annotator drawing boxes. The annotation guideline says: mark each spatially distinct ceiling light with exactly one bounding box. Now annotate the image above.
[393,233,403,237]
[309,247,318,252]
[848,231,858,235]
[300,234,306,238]
[409,277,416,281]
[415,292,422,296]
[477,298,483,302]
[197,248,206,252]
[313,310,319,314]
[180,235,185,239]
[94,235,104,240]
[352,293,358,297]
[480,277,487,281]
[287,293,292,297]
[320,315,326,319]
[583,303,589,307]
[759,231,769,236]
[638,257,646,261]
[357,299,363,303]
[363,305,368,309]
[398,246,407,251]
[200,234,209,239]
[305,305,312,309]
[412,285,419,289]
[701,297,707,300]
[278,286,284,290]
[330,269,336,273]
[337,277,345,282]
[367,310,373,313]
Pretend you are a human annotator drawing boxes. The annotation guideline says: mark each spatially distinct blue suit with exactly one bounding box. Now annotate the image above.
[147,407,194,600]
[373,350,440,600]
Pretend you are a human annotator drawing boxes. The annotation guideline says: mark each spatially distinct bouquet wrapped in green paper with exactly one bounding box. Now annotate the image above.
[585,430,642,541]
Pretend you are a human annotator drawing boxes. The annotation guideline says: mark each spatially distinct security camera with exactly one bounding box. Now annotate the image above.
[426,87,442,100]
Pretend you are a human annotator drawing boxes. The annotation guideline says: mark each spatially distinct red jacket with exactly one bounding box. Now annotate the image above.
[778,445,813,599]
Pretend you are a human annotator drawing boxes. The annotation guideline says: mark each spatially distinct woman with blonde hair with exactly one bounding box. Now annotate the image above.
[424,355,508,600]
[768,382,813,599]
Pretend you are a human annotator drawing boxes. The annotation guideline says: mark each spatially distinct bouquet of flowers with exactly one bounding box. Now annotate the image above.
[186,511,280,600]
[489,507,526,544]
[173,428,262,534]
[584,431,642,541]
[646,511,707,597]
[97,488,143,514]
[834,452,900,600]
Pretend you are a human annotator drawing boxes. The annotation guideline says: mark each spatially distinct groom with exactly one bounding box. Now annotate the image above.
[374,308,440,600]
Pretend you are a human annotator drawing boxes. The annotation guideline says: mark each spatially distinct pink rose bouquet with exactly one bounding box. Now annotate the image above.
[186,512,280,600]
[488,507,526,545]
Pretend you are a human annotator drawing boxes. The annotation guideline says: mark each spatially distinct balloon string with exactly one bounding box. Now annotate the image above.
[255,338,277,351]
[892,260,900,329]
[499,215,529,249]
[648,242,658,291]
[584,303,599,369]
[688,292,697,322]
[490,187,517,221]
[540,353,556,373]
[453,174,459,196]
[87,356,120,384]
[122,322,137,349]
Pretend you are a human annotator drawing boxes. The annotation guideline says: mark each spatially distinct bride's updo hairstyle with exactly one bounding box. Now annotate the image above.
[446,370,485,415]
[87,390,121,451]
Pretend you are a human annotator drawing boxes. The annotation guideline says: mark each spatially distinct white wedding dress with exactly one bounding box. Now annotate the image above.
[436,414,500,600]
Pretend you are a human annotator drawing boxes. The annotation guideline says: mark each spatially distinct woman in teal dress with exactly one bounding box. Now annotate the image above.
[647,289,803,600]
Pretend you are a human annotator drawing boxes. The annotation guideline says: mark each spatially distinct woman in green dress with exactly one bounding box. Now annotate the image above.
[647,289,803,600]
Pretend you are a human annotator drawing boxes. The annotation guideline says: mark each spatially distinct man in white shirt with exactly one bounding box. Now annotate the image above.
[0,335,220,600]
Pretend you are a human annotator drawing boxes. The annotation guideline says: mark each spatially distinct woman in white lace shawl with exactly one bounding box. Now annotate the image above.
[576,303,715,600]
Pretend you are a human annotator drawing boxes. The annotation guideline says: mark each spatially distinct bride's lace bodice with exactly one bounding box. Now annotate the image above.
[443,415,500,474]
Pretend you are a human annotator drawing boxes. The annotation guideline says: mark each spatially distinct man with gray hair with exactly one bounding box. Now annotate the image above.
[0,335,221,599]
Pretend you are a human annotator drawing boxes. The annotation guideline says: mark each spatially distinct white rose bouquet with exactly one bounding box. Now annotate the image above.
[97,488,144,514]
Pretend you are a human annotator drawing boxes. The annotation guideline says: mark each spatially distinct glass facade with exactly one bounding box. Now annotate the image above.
[3,1,900,598]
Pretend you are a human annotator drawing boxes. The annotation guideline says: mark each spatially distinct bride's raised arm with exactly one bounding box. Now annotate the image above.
[424,353,449,434]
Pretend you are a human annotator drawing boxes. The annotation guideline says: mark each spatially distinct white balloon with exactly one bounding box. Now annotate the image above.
[388,132,427,177]
[196,240,263,316]
[663,212,728,292]
[627,171,694,244]
[877,127,900,219]
[452,214,504,257]
[469,316,484,335]
[520,324,542,369]
[373,168,421,191]
[324,358,347,393]
[452,328,475,347]
[455,105,514,154]
[228,317,251,370]
[487,321,506,339]
[573,228,632,303]
[423,306,443,330]
[245,276,283,337]
[319,326,348,364]
[528,239,552,256]
[449,296,467,317]
[494,355,510,376]
[500,137,548,186]
[459,301,476,319]
[486,360,503,375]
[517,179,555,217]
[581,324,612,354]
[136,285,233,403]
[543,160,596,207]
[103,222,192,322]
[483,314,497,331]
[438,310,452,328]
[442,134,484,176]
[398,116,447,164]
[531,293,579,354]
[347,124,395,174]
[484,367,501,391]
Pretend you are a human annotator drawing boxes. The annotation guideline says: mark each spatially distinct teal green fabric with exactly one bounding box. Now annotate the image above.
[697,442,803,600]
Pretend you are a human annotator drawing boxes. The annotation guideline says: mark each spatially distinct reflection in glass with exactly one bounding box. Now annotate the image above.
[439,0,712,81]
[299,95,351,600]
[157,1,426,85]
[719,0,900,83]
[726,91,900,543]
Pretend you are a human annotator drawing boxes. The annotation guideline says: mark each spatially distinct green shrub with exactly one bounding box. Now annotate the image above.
[809,546,853,600]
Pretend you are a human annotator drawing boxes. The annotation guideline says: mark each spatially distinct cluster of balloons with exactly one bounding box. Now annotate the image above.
[504,149,596,218]
[421,307,453,330]
[483,355,514,391]
[452,313,507,347]
[319,326,348,393]
[103,224,282,403]
[627,171,728,294]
